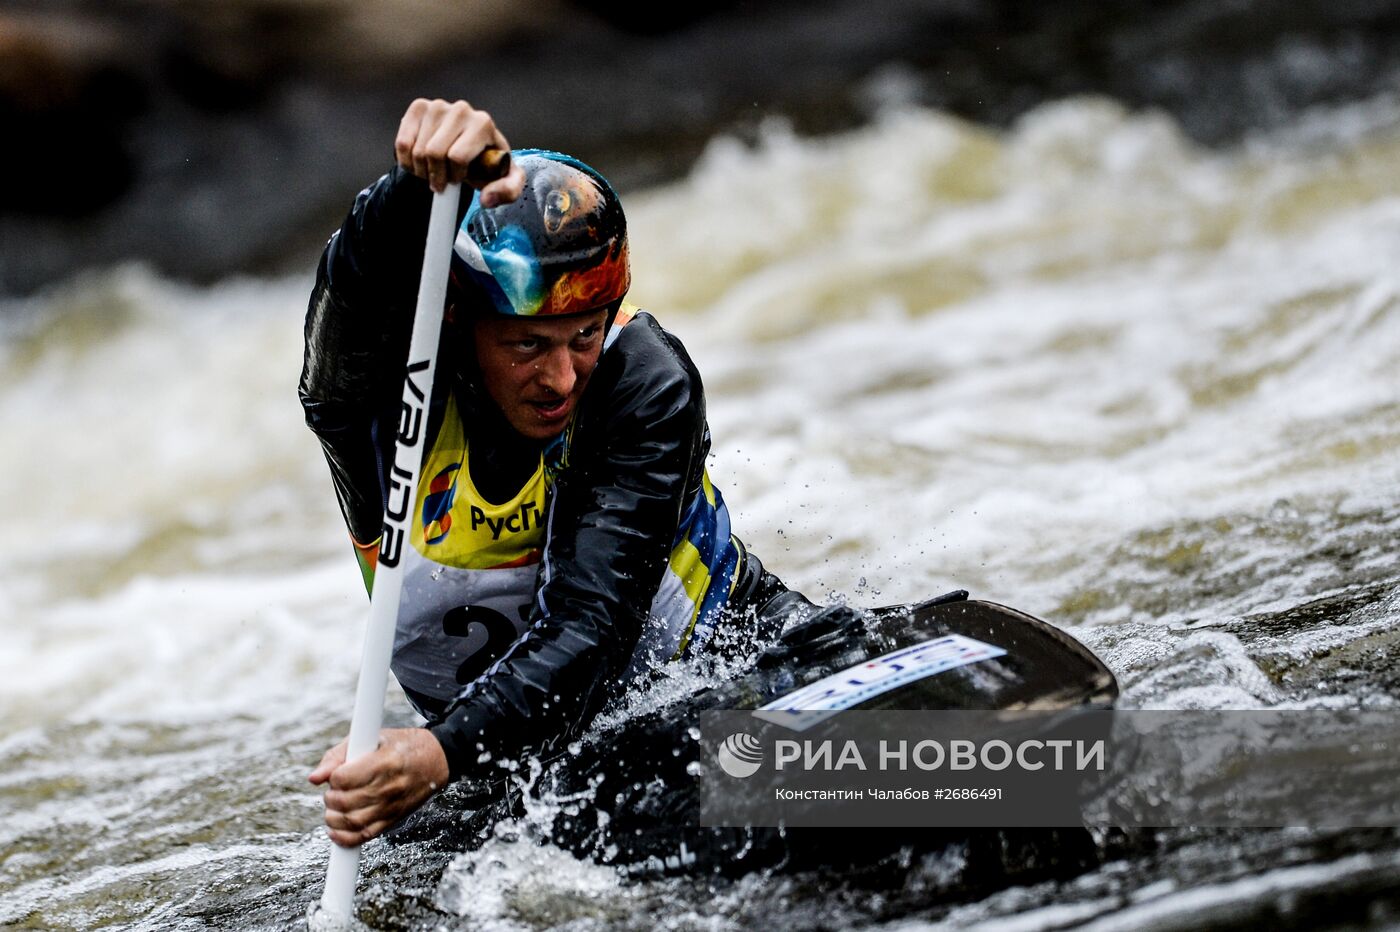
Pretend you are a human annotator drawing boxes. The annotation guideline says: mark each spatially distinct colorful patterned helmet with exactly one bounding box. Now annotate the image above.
[449,149,630,318]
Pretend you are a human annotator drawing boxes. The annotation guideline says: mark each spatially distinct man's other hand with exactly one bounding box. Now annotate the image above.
[395,98,527,204]
[309,727,451,847]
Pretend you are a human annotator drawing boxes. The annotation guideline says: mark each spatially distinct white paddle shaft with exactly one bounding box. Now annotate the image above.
[320,183,462,920]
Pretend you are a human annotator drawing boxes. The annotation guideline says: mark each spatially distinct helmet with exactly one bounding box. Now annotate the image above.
[450,149,630,319]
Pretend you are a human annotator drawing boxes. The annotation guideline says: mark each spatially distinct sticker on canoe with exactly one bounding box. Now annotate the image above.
[753,634,1007,731]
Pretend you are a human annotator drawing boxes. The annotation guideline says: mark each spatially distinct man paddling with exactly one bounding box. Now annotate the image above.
[302,99,810,845]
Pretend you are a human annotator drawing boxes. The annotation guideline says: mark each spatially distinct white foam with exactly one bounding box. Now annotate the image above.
[3,92,1400,925]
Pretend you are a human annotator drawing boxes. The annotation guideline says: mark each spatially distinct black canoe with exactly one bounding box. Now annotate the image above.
[392,592,1120,883]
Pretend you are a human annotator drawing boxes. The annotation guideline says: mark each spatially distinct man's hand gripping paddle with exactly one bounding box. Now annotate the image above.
[312,148,510,930]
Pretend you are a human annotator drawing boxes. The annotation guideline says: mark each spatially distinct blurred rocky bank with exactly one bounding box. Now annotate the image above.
[2,0,1399,295]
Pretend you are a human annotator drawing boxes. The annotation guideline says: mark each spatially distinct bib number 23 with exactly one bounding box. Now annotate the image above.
[442,604,531,685]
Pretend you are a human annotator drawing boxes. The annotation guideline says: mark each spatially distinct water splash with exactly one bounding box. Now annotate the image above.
[4,92,1400,927]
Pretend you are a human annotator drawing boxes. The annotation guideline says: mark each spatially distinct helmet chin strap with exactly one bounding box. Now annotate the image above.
[602,297,624,340]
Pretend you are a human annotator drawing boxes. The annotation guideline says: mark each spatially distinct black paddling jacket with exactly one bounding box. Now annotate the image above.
[300,167,750,780]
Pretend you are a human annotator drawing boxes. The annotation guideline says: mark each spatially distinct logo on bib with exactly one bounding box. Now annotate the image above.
[470,501,545,540]
[423,464,460,545]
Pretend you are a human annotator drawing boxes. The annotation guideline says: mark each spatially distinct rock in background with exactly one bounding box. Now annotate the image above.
[2,0,1400,295]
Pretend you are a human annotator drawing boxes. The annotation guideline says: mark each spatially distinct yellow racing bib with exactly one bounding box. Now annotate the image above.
[411,392,548,570]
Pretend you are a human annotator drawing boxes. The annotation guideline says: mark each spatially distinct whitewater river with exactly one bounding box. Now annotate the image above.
[2,94,1398,930]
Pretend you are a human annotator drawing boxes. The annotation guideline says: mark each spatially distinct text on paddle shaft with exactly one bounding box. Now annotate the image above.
[380,358,430,569]
[471,502,544,540]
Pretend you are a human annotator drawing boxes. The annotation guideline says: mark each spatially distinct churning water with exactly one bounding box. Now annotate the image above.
[2,94,1399,929]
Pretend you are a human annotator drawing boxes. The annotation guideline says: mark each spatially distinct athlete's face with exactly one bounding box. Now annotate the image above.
[473,310,608,441]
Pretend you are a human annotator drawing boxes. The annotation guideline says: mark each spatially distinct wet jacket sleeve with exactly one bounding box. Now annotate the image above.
[429,319,707,780]
[298,167,433,545]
